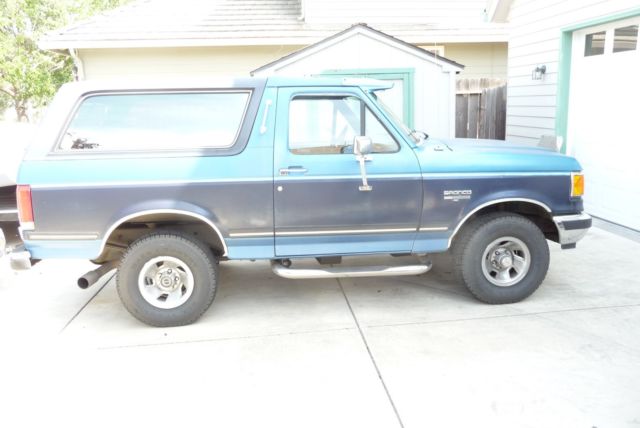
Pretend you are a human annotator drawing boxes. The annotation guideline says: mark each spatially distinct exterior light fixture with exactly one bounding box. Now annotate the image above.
[532,65,546,80]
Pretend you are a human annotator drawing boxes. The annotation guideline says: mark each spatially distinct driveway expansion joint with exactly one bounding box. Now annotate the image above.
[59,272,116,334]
[363,302,640,330]
[337,278,405,428]
[96,326,357,350]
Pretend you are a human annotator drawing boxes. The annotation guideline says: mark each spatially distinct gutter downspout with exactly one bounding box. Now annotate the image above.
[68,48,85,81]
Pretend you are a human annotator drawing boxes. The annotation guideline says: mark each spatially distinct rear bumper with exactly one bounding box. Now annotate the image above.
[10,249,33,270]
[2,222,33,268]
[553,213,592,249]
[5,244,36,270]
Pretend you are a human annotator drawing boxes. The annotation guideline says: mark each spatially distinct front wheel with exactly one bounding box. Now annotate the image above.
[453,213,550,304]
[117,231,218,327]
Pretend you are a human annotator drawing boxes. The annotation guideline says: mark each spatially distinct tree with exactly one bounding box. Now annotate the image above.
[0,0,127,122]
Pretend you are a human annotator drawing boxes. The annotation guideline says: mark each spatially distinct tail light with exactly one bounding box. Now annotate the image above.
[16,185,35,229]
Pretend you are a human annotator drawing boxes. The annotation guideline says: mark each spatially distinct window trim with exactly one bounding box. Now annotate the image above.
[287,93,402,156]
[50,88,256,157]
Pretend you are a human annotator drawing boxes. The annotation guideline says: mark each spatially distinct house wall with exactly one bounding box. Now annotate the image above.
[303,0,488,24]
[437,43,508,79]
[506,0,639,145]
[79,42,507,81]
[78,46,304,79]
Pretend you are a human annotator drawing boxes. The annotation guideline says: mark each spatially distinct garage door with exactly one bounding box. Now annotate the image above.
[567,17,640,231]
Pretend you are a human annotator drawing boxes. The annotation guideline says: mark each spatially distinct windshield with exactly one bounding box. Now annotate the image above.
[369,92,420,144]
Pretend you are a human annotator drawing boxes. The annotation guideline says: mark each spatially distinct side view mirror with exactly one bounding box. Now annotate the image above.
[353,136,372,157]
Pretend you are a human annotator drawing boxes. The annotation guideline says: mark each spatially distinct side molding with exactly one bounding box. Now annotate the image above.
[99,209,228,256]
[447,198,553,247]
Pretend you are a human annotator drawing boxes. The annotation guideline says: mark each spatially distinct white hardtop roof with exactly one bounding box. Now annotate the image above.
[53,76,396,95]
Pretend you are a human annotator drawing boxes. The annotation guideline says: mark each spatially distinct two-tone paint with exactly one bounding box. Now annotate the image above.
[17,77,587,261]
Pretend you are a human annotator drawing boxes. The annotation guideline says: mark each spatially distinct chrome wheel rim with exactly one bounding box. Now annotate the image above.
[138,256,194,309]
[481,236,531,287]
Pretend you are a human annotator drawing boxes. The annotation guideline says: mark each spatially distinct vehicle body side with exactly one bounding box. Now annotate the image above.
[17,77,584,263]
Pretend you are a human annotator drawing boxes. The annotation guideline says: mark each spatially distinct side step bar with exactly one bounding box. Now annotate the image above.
[271,260,432,279]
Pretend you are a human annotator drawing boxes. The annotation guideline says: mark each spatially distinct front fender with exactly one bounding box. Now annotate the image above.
[415,173,576,252]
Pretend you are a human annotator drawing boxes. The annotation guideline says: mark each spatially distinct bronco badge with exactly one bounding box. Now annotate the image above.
[443,190,472,201]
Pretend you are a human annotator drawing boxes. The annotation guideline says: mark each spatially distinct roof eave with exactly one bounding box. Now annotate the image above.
[39,37,340,50]
[38,30,509,51]
[252,24,466,75]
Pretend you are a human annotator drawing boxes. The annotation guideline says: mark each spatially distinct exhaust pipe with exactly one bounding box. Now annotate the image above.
[78,261,117,289]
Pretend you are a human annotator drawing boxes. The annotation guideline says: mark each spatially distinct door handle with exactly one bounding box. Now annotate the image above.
[279,166,308,176]
[356,155,372,192]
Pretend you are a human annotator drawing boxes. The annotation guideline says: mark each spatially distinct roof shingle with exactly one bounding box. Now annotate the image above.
[40,0,508,50]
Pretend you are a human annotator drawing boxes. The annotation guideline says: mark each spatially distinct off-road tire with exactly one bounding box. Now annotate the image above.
[117,231,218,327]
[451,213,550,304]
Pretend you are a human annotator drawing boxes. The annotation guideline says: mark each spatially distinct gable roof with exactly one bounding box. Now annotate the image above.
[39,0,508,50]
[252,24,464,75]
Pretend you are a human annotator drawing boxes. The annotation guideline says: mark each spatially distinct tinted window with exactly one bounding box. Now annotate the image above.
[288,96,399,155]
[60,92,250,151]
[585,31,606,56]
[613,25,638,53]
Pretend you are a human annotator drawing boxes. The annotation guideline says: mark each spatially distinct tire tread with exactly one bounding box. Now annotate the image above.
[451,213,549,304]
[116,230,218,327]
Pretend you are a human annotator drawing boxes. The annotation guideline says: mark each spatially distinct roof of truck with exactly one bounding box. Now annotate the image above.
[57,76,392,93]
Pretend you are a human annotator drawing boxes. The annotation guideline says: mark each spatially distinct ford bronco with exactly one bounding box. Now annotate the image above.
[7,77,591,326]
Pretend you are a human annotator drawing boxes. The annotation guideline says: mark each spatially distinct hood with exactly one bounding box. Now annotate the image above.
[413,138,582,174]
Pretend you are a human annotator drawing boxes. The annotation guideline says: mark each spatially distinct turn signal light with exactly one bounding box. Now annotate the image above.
[571,173,584,197]
[16,184,34,228]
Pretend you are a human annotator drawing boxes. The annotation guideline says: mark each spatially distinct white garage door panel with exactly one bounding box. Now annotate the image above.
[568,17,640,232]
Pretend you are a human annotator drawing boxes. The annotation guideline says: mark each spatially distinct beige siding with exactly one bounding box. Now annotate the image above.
[79,46,303,79]
[506,0,639,144]
[438,43,508,78]
[303,0,488,24]
[78,42,507,82]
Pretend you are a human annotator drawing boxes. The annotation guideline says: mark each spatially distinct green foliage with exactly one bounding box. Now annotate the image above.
[0,0,128,121]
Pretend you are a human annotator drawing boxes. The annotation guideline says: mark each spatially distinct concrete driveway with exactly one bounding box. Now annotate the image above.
[1,225,639,428]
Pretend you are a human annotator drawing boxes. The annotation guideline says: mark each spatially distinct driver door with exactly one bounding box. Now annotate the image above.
[273,87,423,257]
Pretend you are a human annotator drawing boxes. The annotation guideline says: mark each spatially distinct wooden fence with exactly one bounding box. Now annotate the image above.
[455,78,507,140]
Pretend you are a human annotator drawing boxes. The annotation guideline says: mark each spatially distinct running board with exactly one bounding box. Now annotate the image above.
[271,260,432,279]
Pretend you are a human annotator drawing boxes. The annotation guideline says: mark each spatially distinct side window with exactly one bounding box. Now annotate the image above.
[613,25,638,53]
[59,91,250,151]
[584,31,606,56]
[288,95,399,155]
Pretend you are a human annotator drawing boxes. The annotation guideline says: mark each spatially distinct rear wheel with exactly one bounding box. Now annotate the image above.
[117,231,218,327]
[452,213,550,304]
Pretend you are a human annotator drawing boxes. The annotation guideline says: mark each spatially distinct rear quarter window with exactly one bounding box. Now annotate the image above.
[58,91,251,152]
